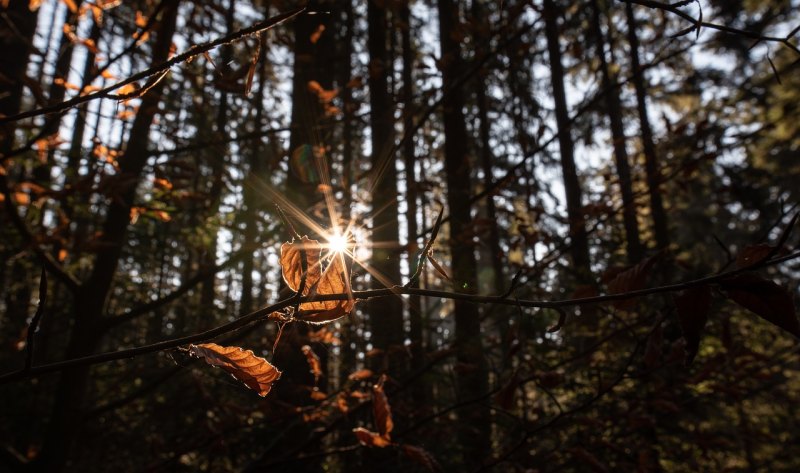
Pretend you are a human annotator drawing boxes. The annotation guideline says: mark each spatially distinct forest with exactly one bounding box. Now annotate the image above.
[1,0,800,471]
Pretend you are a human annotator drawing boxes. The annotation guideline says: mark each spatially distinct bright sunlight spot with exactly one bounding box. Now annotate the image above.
[327,232,350,254]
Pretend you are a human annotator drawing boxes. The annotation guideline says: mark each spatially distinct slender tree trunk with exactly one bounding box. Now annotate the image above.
[241,34,269,317]
[624,2,669,250]
[543,0,591,281]
[0,2,38,156]
[591,0,644,264]
[400,1,427,408]
[31,4,180,471]
[437,0,490,464]
[367,0,403,372]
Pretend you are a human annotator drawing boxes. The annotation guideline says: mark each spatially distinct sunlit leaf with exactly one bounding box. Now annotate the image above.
[426,252,452,282]
[310,24,325,44]
[301,344,322,384]
[280,237,354,324]
[348,369,373,381]
[720,274,799,338]
[352,427,391,448]
[373,375,393,439]
[189,343,281,397]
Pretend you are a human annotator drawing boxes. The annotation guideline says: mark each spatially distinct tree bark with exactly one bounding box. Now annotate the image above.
[367,0,403,372]
[624,2,670,250]
[437,0,490,464]
[0,1,38,156]
[543,0,592,280]
[591,0,644,264]
[31,3,180,470]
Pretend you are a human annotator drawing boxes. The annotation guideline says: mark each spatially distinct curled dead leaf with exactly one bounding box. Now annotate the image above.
[302,345,323,384]
[372,375,393,439]
[189,343,281,397]
[280,237,354,324]
[352,427,391,448]
[348,369,374,381]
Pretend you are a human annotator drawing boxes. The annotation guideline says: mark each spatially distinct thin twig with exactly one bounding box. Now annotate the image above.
[24,268,47,371]
[1,249,798,384]
[0,6,306,124]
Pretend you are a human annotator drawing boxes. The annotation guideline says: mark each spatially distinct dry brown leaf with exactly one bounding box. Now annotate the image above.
[189,343,281,397]
[720,274,799,338]
[336,392,349,413]
[494,372,520,410]
[310,24,325,44]
[735,243,775,268]
[673,285,712,365]
[401,445,442,472]
[373,375,393,439]
[348,369,374,381]
[426,252,452,282]
[280,237,354,324]
[607,253,661,309]
[352,427,391,448]
[301,345,323,384]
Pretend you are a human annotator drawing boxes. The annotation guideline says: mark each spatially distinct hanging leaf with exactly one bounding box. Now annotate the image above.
[673,285,712,365]
[401,445,442,472]
[310,24,325,44]
[735,244,775,268]
[719,274,799,338]
[373,375,393,439]
[494,371,520,410]
[348,369,374,381]
[426,252,452,282]
[352,427,391,448]
[301,345,323,384]
[189,343,281,397]
[607,253,661,309]
[280,237,354,324]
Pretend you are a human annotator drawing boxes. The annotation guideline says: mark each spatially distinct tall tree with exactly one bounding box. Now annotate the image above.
[0,1,38,156]
[591,0,644,263]
[543,0,592,281]
[437,0,490,463]
[32,3,180,471]
[625,2,670,250]
[367,0,403,371]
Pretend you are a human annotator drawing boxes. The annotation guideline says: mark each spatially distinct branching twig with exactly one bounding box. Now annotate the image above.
[24,268,47,371]
[405,207,444,288]
[0,6,306,124]
[2,248,798,384]
[621,0,800,56]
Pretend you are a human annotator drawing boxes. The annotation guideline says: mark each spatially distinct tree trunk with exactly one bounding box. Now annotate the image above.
[624,2,669,250]
[367,0,403,373]
[543,0,591,281]
[591,0,644,264]
[437,0,490,464]
[32,3,179,470]
[0,1,38,156]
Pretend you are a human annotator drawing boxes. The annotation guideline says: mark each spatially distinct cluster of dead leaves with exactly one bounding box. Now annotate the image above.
[189,236,354,398]
[352,375,442,471]
[280,236,355,324]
